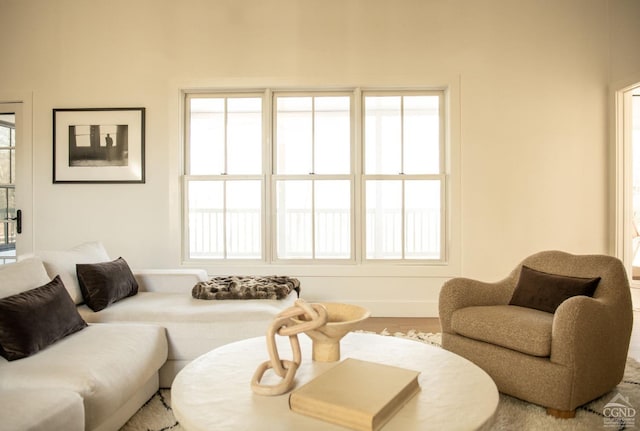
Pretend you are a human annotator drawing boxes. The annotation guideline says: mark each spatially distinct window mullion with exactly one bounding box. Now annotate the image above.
[353,89,362,263]
[311,97,316,174]
[184,94,192,176]
[400,96,405,175]
[441,175,447,263]
[264,89,272,263]
[223,180,228,259]
[223,98,228,175]
[311,179,316,259]
[400,96,405,259]
[439,92,445,175]
[310,97,316,259]
[401,178,406,260]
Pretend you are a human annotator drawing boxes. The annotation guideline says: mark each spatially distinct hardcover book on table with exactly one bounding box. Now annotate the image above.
[288,358,421,431]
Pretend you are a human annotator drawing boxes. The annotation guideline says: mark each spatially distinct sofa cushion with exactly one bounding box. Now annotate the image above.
[78,291,298,361]
[36,241,111,305]
[451,305,554,357]
[0,257,51,299]
[0,275,88,360]
[509,265,600,313]
[77,257,138,311]
[0,323,167,430]
[0,389,84,431]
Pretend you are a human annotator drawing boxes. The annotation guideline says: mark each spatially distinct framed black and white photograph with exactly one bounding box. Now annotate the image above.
[53,108,145,183]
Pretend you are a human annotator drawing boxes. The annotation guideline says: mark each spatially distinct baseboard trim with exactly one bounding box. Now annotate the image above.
[342,300,438,318]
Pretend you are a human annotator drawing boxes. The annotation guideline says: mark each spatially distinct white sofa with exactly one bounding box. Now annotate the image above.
[0,243,298,431]
[81,268,298,387]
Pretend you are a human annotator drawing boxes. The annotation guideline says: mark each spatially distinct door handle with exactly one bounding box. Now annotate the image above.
[9,209,21,234]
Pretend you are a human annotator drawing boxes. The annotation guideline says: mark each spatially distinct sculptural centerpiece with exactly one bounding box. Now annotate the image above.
[293,302,371,362]
[251,299,370,396]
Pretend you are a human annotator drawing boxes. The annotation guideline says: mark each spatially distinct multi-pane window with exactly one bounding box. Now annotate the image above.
[186,95,263,259]
[184,89,446,263]
[363,93,443,259]
[274,94,352,260]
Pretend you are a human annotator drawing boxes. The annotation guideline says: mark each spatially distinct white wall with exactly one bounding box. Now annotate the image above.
[1,0,639,316]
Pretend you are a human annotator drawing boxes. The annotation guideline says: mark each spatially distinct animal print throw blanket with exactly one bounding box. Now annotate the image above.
[192,276,300,300]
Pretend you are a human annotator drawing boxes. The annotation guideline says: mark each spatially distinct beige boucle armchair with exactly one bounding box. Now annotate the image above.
[439,251,633,418]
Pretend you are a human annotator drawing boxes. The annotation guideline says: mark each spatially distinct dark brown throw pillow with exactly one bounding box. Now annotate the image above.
[76,257,138,312]
[509,265,600,314]
[0,275,88,361]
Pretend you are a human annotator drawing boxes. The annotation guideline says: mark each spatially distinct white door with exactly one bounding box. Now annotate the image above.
[0,101,33,264]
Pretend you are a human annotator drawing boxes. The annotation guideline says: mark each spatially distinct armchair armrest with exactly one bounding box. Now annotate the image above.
[551,295,631,370]
[133,269,208,293]
[439,275,516,333]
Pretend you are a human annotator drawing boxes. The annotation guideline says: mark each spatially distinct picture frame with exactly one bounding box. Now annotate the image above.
[53,107,145,183]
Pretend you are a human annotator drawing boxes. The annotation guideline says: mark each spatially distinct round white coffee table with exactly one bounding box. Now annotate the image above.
[172,333,498,431]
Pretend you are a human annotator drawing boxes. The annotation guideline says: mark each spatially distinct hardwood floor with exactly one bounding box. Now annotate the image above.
[358,317,440,334]
[360,313,640,362]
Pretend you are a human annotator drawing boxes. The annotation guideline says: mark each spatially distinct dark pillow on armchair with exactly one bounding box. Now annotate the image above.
[76,257,138,312]
[509,265,600,314]
[0,275,88,361]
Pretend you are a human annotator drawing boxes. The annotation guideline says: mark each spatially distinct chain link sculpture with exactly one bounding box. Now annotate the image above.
[251,299,328,396]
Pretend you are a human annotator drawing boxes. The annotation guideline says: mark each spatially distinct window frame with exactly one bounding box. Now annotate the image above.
[361,90,447,263]
[181,87,455,268]
[183,92,268,262]
[271,91,356,264]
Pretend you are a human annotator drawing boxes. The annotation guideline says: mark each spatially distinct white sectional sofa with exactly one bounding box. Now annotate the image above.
[0,242,298,431]
[81,268,298,387]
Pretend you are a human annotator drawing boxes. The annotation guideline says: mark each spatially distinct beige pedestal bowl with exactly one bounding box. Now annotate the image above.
[293,302,371,362]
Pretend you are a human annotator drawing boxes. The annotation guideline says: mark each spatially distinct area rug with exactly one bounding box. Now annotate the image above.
[120,330,640,431]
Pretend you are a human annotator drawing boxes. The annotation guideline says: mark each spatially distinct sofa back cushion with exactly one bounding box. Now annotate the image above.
[0,275,87,360]
[36,241,110,305]
[0,257,51,299]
